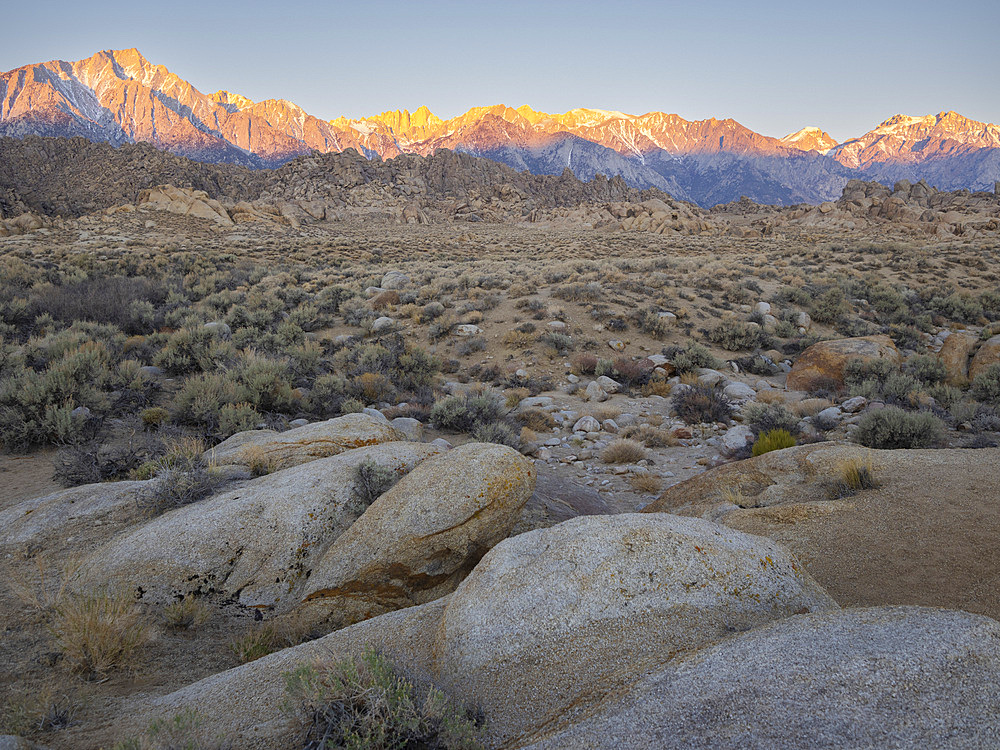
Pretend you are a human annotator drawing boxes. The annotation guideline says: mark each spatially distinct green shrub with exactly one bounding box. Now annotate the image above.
[154,327,217,375]
[235,353,297,413]
[340,398,365,414]
[971,364,1000,405]
[470,419,521,450]
[352,458,398,510]
[670,343,722,374]
[742,402,799,435]
[672,384,733,425]
[811,287,850,324]
[539,332,574,355]
[217,402,264,437]
[853,406,945,449]
[752,429,797,456]
[171,373,250,435]
[431,390,505,432]
[282,649,484,750]
[928,291,984,323]
[708,319,770,351]
[906,354,947,385]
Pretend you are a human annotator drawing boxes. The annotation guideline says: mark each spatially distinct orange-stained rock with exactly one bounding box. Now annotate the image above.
[787,335,901,391]
[970,334,1000,380]
[937,332,978,384]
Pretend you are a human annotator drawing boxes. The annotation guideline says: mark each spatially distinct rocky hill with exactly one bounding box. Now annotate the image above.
[4,49,1000,206]
[0,135,260,217]
[3,133,999,242]
[0,135,677,223]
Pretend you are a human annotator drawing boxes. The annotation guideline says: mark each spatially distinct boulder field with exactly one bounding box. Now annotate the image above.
[9,413,999,749]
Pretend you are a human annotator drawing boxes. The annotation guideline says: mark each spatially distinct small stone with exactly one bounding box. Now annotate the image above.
[371,316,395,333]
[602,419,619,434]
[723,382,757,401]
[391,417,423,441]
[720,425,755,456]
[585,381,609,402]
[574,416,602,433]
[362,407,390,424]
[841,396,868,413]
[608,340,626,352]
[816,407,842,425]
[596,376,623,394]
[203,321,231,338]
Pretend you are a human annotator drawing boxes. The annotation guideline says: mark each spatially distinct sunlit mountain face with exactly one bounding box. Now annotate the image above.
[3,49,999,205]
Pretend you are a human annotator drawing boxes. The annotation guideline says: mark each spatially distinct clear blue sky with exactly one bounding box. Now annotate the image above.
[2,0,997,142]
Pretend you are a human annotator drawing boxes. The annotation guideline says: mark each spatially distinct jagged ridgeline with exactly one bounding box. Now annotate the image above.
[0,135,671,220]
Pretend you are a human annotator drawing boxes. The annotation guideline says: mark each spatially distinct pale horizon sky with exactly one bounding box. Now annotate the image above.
[2,0,997,143]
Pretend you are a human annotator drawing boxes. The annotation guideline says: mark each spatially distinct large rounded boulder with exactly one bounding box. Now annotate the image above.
[523,607,1000,749]
[205,413,404,470]
[786,335,900,391]
[298,442,536,628]
[970,333,1000,380]
[74,442,441,609]
[937,331,978,384]
[432,513,836,744]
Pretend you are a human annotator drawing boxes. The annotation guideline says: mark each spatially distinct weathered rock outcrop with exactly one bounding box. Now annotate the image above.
[786,335,901,391]
[0,480,154,556]
[970,334,1000,380]
[119,597,451,749]
[137,185,234,226]
[522,607,1000,750]
[298,443,537,628]
[74,442,441,609]
[644,443,1000,621]
[205,413,404,470]
[431,513,835,744]
[937,331,979,384]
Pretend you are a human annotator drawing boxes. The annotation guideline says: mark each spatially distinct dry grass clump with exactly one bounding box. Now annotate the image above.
[756,390,788,405]
[7,556,80,612]
[517,408,556,431]
[628,473,663,494]
[50,589,152,678]
[0,685,79,738]
[228,624,282,664]
[641,378,672,397]
[601,438,648,464]
[163,597,211,631]
[620,424,678,448]
[241,446,280,477]
[504,387,530,409]
[792,397,833,416]
[503,328,536,348]
[831,451,879,498]
[720,484,749,507]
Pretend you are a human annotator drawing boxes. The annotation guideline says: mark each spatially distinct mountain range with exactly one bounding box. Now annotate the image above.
[2,48,999,206]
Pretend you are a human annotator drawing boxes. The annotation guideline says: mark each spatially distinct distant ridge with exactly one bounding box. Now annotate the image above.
[2,49,999,205]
